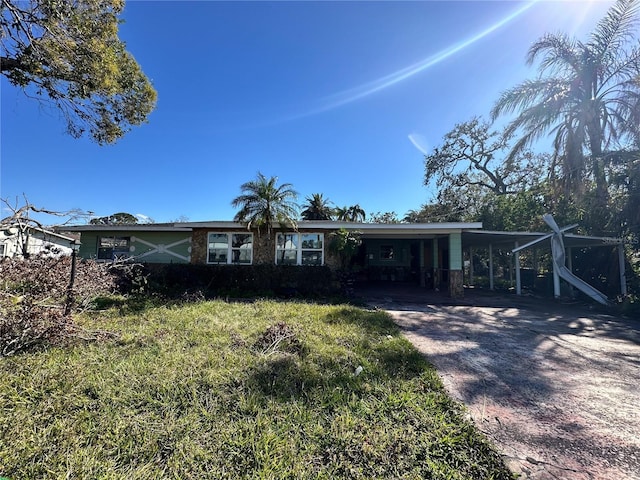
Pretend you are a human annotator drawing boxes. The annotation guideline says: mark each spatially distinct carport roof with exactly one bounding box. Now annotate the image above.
[462,229,622,249]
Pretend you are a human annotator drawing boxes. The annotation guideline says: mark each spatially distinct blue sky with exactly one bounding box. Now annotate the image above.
[1,0,614,224]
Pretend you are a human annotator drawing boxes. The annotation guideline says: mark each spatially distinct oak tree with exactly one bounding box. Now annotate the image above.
[1,0,157,144]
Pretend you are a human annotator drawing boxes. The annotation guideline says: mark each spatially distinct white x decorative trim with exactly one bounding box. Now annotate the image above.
[132,236,192,262]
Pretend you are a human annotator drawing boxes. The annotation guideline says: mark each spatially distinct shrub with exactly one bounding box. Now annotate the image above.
[0,255,118,356]
[124,264,338,299]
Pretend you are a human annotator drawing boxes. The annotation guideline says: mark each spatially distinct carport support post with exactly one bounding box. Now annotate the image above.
[488,243,494,291]
[433,238,439,289]
[618,243,628,295]
[567,248,575,298]
[419,240,425,288]
[469,246,474,286]
[449,232,464,298]
[515,241,522,295]
[553,261,561,299]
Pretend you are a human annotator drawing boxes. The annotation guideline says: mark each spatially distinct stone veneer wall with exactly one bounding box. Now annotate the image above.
[449,270,464,298]
[190,229,207,264]
[252,233,274,264]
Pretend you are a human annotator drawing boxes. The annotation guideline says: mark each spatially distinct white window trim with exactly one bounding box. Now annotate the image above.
[207,232,253,265]
[275,233,324,266]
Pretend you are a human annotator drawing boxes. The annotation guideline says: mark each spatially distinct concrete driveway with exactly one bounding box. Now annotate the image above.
[363,287,640,479]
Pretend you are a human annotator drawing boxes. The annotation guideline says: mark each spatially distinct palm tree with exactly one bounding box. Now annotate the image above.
[335,204,366,222]
[491,0,640,200]
[300,193,334,220]
[231,173,299,233]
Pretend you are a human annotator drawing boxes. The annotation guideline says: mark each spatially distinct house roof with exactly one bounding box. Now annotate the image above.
[63,220,483,237]
[462,229,622,249]
[176,220,483,236]
[1,224,76,243]
[63,223,192,232]
[61,221,622,249]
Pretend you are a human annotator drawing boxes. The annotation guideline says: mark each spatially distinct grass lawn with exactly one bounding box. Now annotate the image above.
[0,300,513,479]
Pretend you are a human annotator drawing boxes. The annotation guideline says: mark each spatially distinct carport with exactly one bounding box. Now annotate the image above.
[462,228,626,301]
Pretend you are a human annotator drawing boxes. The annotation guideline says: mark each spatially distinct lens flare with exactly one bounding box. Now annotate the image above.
[288,1,538,120]
[408,133,430,155]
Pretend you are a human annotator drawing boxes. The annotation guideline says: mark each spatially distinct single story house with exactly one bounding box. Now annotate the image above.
[62,219,626,300]
[63,220,481,297]
[0,224,76,258]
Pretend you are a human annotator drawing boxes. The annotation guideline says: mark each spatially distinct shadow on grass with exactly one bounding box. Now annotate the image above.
[243,307,436,404]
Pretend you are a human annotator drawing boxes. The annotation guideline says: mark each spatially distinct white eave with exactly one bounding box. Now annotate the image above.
[62,220,484,238]
[64,224,192,232]
[180,220,483,237]
[462,229,622,248]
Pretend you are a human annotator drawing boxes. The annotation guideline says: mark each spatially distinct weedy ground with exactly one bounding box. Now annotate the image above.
[0,300,514,479]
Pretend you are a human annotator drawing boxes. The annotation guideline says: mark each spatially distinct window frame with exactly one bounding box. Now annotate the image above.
[207,232,253,265]
[96,236,131,261]
[275,232,324,266]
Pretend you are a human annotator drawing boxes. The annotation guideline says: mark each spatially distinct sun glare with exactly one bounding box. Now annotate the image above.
[295,1,538,119]
[276,0,615,126]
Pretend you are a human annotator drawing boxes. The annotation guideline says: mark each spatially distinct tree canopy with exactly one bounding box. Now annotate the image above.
[301,193,334,221]
[368,211,400,224]
[89,212,140,225]
[231,173,299,233]
[424,117,545,196]
[335,204,366,222]
[1,0,157,144]
[491,0,640,200]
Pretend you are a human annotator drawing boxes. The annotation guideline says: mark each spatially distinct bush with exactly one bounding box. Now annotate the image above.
[0,297,72,356]
[123,264,338,299]
[0,255,117,308]
[0,255,118,356]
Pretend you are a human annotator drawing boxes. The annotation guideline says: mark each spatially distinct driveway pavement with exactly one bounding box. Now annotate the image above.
[361,286,640,480]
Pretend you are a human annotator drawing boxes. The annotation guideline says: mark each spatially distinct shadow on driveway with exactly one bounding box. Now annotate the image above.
[357,285,640,480]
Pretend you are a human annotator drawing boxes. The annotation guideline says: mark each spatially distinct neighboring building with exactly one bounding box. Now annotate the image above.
[63,220,482,298]
[0,224,76,258]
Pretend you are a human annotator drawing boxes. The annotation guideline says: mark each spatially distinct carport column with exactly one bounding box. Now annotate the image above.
[419,240,425,288]
[469,246,474,286]
[488,243,494,291]
[618,243,628,295]
[567,248,575,298]
[514,241,522,295]
[433,238,439,289]
[449,232,464,298]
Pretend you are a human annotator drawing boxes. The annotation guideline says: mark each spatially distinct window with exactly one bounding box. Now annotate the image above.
[0,243,5,257]
[207,232,252,264]
[97,236,130,260]
[380,245,395,260]
[276,233,323,266]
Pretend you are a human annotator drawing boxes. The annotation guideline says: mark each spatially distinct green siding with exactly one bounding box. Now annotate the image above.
[77,231,191,264]
[448,232,462,270]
